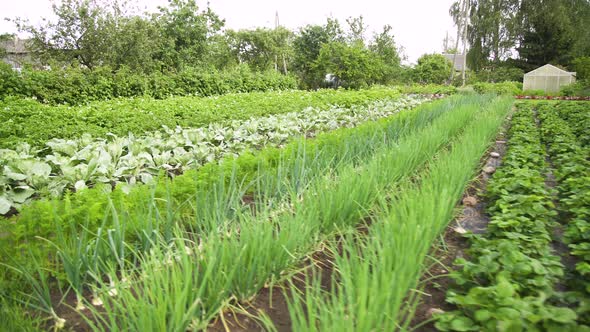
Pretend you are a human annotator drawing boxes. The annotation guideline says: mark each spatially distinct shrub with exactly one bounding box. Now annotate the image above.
[472,81,522,95]
[0,64,298,105]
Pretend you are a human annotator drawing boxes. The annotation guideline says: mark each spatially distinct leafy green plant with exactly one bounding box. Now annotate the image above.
[437,103,589,330]
[0,95,425,214]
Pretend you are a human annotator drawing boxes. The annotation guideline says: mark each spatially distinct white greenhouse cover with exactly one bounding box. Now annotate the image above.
[523,64,576,93]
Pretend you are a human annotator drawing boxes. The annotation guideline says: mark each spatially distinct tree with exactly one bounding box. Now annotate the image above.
[0,34,13,59]
[12,0,125,69]
[451,0,590,72]
[516,0,576,69]
[569,0,590,59]
[226,27,292,72]
[153,0,224,70]
[11,0,225,72]
[107,16,162,73]
[451,0,521,71]
[292,18,344,88]
[571,56,590,80]
[369,25,402,84]
[346,16,367,45]
[315,41,380,89]
[413,54,453,84]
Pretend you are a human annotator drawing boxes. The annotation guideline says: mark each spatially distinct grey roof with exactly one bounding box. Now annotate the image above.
[442,53,468,71]
[525,64,576,77]
[0,37,29,54]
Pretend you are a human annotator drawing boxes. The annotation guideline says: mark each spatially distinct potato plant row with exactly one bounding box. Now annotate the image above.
[436,104,586,331]
[553,101,590,147]
[0,95,485,331]
[0,87,438,150]
[538,103,590,324]
[0,95,426,215]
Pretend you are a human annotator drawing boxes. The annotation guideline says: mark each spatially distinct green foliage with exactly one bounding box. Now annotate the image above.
[0,64,297,104]
[538,104,590,311]
[472,81,522,95]
[292,19,344,89]
[517,0,578,69]
[226,27,293,73]
[413,54,453,85]
[0,97,452,296]
[452,0,590,72]
[560,80,590,97]
[369,25,402,84]
[154,0,224,70]
[475,66,524,83]
[0,95,423,214]
[284,95,512,331]
[0,87,406,149]
[0,299,43,332]
[451,0,521,71]
[315,41,379,89]
[437,103,590,331]
[553,102,590,146]
[571,57,590,80]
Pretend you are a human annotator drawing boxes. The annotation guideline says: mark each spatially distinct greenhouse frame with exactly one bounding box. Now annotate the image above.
[523,64,576,93]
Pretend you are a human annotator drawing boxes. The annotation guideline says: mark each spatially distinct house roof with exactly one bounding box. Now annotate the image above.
[442,53,468,71]
[525,64,576,77]
[0,37,29,54]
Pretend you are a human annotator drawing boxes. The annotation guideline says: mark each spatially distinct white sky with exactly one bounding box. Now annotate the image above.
[0,0,458,64]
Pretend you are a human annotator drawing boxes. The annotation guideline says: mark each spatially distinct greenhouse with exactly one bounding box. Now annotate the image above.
[523,64,576,93]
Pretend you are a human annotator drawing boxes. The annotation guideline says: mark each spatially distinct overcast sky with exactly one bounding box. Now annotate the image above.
[0,0,458,64]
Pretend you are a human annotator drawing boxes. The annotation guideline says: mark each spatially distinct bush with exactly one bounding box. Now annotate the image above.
[475,66,524,83]
[472,81,522,95]
[413,54,453,85]
[560,80,590,97]
[522,89,549,96]
[571,57,590,80]
[0,64,298,105]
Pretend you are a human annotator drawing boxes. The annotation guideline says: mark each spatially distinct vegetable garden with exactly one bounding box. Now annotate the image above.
[1,88,588,331]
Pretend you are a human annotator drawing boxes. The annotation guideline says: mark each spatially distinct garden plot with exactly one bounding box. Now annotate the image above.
[0,95,425,215]
[1,94,503,331]
[433,102,590,331]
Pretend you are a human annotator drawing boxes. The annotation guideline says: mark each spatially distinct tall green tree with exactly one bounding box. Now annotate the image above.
[292,18,344,88]
[315,41,380,88]
[413,54,453,84]
[452,0,590,72]
[369,25,403,83]
[12,0,123,69]
[516,0,576,69]
[153,0,224,70]
[226,27,292,72]
[451,0,521,71]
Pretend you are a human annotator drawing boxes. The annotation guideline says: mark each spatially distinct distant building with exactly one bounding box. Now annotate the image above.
[1,37,31,70]
[442,53,468,71]
[523,64,576,93]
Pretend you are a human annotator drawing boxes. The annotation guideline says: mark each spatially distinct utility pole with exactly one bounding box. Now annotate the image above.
[461,0,469,86]
[274,11,288,74]
[449,0,465,84]
[274,11,279,72]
